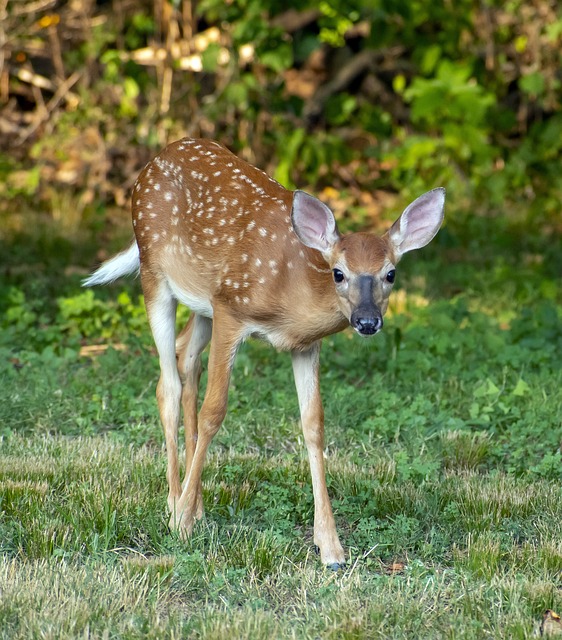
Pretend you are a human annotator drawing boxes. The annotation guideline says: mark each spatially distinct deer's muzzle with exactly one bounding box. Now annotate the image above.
[350,275,384,336]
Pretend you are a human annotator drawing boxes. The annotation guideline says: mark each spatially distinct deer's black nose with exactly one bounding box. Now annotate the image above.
[351,312,383,336]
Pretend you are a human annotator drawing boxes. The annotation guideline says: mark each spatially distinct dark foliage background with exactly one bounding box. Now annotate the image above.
[1,0,561,232]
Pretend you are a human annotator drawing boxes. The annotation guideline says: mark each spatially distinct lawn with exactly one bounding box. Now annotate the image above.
[0,211,561,638]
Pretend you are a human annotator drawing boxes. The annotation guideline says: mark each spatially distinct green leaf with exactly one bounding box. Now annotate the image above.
[512,378,531,397]
[201,42,223,73]
[123,77,139,100]
[420,45,441,75]
[519,72,545,98]
[224,81,248,108]
[393,74,406,95]
[474,379,500,398]
[259,44,293,73]
[469,402,480,419]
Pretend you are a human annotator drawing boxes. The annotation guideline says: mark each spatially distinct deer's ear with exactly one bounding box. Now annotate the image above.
[386,188,445,259]
[291,191,340,254]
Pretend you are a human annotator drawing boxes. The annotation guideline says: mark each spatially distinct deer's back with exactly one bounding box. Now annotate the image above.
[131,138,342,348]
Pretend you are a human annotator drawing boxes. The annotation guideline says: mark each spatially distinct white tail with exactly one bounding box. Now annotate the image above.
[82,242,140,286]
[85,138,445,569]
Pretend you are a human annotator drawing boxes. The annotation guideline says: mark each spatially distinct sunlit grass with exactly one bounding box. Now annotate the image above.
[1,433,560,638]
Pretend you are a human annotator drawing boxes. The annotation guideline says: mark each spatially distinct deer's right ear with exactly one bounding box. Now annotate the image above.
[291,191,341,255]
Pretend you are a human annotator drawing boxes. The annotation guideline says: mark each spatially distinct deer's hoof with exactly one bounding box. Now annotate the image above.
[326,562,345,572]
[168,513,193,539]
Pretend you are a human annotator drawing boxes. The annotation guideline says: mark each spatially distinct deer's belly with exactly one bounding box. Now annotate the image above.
[167,277,213,318]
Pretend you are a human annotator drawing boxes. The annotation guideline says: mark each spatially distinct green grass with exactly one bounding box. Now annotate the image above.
[1,212,561,638]
[1,436,560,638]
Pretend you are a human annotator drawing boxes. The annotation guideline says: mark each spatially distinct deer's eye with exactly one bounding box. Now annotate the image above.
[333,269,345,283]
[386,269,396,283]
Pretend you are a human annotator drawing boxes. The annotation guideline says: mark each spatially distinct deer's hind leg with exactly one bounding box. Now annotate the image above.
[176,313,212,520]
[142,272,183,514]
[172,306,243,538]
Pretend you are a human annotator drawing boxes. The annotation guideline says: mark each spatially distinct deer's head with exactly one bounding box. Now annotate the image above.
[291,189,445,336]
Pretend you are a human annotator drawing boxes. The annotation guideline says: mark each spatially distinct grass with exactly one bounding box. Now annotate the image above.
[1,435,560,638]
[0,209,561,638]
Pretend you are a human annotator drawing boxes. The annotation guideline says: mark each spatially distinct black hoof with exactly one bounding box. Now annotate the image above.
[314,545,320,556]
[326,562,345,572]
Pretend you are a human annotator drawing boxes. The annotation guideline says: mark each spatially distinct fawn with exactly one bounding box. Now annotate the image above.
[84,138,445,569]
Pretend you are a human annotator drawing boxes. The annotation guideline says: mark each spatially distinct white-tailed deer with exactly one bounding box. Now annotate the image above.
[84,138,445,569]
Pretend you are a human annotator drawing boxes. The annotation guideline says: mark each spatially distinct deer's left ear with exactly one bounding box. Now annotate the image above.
[386,188,445,259]
[291,191,341,255]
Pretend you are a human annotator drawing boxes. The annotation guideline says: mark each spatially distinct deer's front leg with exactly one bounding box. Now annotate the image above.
[292,342,345,570]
